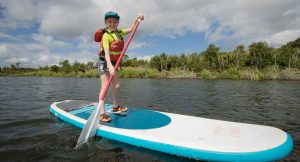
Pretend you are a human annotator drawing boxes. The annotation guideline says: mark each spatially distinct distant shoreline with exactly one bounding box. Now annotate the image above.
[1,66,300,80]
[2,38,300,81]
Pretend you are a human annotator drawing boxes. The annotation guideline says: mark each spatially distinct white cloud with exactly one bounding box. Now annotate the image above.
[2,0,36,21]
[1,0,299,43]
[0,44,9,59]
[32,34,71,48]
[0,0,40,30]
[0,41,98,67]
[0,43,45,66]
[0,0,220,38]
[5,57,29,64]
[203,0,300,49]
[77,36,98,49]
[126,51,153,61]
[36,52,62,65]
[128,41,148,50]
[266,29,300,47]
[137,55,153,61]
[1,0,300,66]
[24,43,47,51]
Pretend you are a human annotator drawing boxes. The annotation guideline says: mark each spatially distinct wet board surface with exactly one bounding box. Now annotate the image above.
[50,100,293,161]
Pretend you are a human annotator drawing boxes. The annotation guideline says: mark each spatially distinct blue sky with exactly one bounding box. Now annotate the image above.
[131,32,208,55]
[0,0,300,67]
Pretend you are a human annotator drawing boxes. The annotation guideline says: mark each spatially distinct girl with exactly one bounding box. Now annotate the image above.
[98,11,144,122]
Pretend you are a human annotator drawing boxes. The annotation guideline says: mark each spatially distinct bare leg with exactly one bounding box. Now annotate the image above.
[99,73,109,114]
[112,73,120,108]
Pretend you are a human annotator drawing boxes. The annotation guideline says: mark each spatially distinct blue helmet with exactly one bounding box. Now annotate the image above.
[105,11,120,21]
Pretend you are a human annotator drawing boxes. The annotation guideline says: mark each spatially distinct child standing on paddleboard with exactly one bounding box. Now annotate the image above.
[98,11,144,122]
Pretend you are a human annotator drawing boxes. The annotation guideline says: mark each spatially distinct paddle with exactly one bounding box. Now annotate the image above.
[75,19,142,148]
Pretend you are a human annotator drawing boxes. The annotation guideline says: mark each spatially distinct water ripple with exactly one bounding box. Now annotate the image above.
[0,77,299,161]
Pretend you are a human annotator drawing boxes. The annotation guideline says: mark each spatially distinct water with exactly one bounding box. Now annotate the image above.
[0,76,299,161]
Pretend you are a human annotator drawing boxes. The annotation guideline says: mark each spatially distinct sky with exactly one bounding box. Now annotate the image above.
[0,0,300,67]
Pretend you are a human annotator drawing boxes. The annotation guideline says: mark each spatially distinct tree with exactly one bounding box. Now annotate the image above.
[274,38,300,69]
[149,53,170,71]
[277,45,294,68]
[10,62,21,71]
[86,62,94,70]
[248,42,273,69]
[150,55,162,71]
[50,65,59,73]
[289,38,300,68]
[203,44,220,71]
[159,53,167,71]
[234,45,245,69]
[73,61,85,72]
[180,54,187,70]
[168,55,180,70]
[59,60,71,73]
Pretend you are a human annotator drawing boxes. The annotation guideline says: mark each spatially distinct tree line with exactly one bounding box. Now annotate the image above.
[1,37,299,75]
[0,60,96,74]
[145,38,300,72]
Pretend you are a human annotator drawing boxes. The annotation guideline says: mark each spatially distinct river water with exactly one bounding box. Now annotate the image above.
[0,77,299,161]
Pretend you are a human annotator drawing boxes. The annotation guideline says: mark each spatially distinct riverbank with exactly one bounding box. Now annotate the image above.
[1,66,300,80]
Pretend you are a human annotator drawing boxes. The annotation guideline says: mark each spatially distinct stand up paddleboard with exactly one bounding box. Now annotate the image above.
[49,100,293,161]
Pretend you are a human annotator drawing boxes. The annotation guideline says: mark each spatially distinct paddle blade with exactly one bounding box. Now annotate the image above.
[75,100,102,148]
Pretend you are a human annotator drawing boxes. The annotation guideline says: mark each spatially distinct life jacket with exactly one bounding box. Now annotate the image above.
[95,28,124,62]
[94,28,105,42]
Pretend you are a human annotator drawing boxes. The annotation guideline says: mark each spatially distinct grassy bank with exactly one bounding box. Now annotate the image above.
[198,66,300,80]
[1,66,300,80]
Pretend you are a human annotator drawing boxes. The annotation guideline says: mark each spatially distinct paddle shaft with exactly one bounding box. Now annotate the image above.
[100,19,141,100]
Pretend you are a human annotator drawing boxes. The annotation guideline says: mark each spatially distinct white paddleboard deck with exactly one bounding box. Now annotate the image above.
[49,100,293,161]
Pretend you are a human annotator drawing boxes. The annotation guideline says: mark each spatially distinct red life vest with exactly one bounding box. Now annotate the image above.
[94,29,105,42]
[97,30,124,62]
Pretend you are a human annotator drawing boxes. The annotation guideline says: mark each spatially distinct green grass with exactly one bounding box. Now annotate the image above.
[199,69,215,79]
[262,65,281,80]
[118,67,162,78]
[279,68,300,80]
[218,68,241,80]
[1,66,300,80]
[239,68,264,80]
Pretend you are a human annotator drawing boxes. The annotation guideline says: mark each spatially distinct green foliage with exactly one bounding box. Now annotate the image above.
[200,69,213,79]
[247,42,274,69]
[218,68,240,79]
[10,62,21,70]
[72,61,86,73]
[276,38,300,68]
[232,44,246,69]
[144,68,160,78]
[118,67,141,78]
[50,65,59,73]
[203,44,220,71]
[122,58,148,67]
[239,68,264,80]
[262,65,280,80]
[118,67,155,78]
[86,62,95,70]
[59,60,71,73]
[1,37,299,80]
[149,55,162,71]
[279,68,300,80]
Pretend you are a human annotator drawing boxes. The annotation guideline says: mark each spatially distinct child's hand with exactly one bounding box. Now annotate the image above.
[108,65,115,75]
[137,14,144,21]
